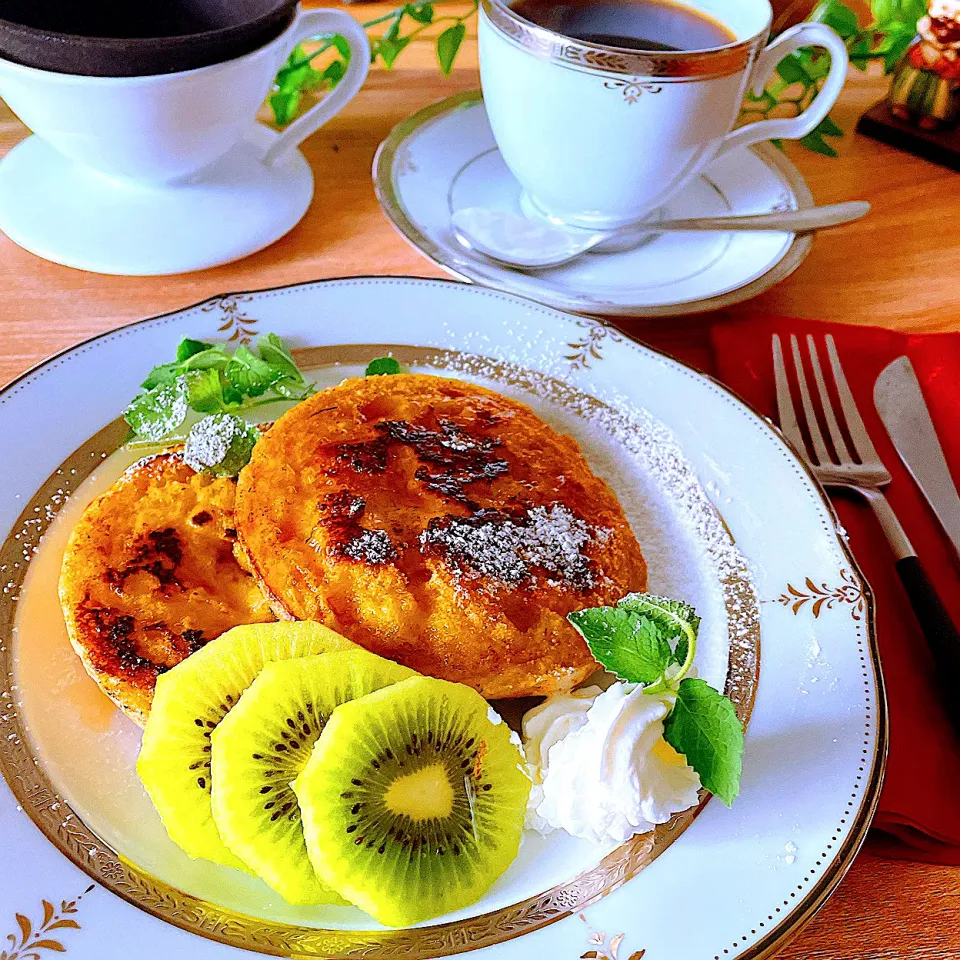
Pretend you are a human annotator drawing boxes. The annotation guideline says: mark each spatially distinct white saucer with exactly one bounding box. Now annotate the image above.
[0,126,313,276]
[374,91,815,317]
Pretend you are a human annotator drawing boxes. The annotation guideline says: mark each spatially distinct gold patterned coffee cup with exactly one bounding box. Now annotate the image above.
[479,0,848,228]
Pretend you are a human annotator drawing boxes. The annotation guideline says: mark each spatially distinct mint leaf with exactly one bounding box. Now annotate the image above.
[617,593,701,646]
[226,346,280,397]
[140,362,183,390]
[568,607,672,684]
[184,369,224,414]
[437,24,466,75]
[124,379,189,442]
[365,356,401,376]
[176,338,211,363]
[663,678,743,806]
[183,414,260,478]
[258,333,302,381]
[181,349,229,372]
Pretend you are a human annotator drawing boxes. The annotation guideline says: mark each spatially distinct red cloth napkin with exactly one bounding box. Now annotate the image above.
[635,314,960,865]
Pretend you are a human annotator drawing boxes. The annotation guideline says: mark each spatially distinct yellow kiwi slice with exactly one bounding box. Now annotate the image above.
[294,675,531,926]
[137,621,356,868]
[211,649,415,904]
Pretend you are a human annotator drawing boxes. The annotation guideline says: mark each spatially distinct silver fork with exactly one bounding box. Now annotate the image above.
[774,333,960,733]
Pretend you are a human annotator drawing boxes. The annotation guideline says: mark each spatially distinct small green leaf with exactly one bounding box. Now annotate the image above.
[333,34,352,60]
[776,54,809,84]
[376,35,410,68]
[365,356,401,376]
[818,114,844,137]
[322,58,346,86]
[176,338,211,362]
[568,607,673,684]
[663,678,744,805]
[617,593,701,645]
[226,346,280,397]
[406,2,434,24]
[183,414,260,477]
[672,635,689,667]
[257,333,302,381]
[140,362,183,390]
[181,349,229,372]
[810,0,860,38]
[124,379,189,442]
[184,369,224,415]
[437,23,466,75]
[270,90,302,127]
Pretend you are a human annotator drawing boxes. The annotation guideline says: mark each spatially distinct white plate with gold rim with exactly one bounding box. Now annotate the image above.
[373,93,815,318]
[0,277,883,960]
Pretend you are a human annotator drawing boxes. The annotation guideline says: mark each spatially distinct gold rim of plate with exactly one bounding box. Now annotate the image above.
[0,323,877,960]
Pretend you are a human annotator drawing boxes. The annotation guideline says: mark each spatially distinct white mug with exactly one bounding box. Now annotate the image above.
[479,0,847,228]
[0,5,369,184]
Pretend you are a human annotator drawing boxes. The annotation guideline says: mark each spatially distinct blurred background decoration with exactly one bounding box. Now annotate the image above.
[269,0,926,158]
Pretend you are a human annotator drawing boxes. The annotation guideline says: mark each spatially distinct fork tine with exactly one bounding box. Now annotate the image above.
[772,334,809,460]
[825,334,883,464]
[806,335,852,463]
[790,334,832,465]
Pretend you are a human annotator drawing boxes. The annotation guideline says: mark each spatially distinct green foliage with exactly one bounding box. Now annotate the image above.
[269,1,477,128]
[124,333,316,473]
[742,0,925,155]
[365,356,402,376]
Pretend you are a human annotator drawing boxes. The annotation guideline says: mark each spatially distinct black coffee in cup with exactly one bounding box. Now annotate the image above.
[0,0,297,75]
[509,0,736,51]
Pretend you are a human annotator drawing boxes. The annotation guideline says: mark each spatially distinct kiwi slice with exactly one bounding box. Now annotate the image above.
[294,675,531,927]
[137,621,356,868]
[211,649,415,904]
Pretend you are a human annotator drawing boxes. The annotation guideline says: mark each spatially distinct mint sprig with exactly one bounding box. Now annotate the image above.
[123,333,315,476]
[569,593,698,693]
[568,592,743,806]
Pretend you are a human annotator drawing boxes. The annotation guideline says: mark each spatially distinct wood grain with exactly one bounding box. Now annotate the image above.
[0,5,959,958]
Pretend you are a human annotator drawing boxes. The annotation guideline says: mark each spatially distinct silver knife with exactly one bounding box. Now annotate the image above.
[874,356,960,558]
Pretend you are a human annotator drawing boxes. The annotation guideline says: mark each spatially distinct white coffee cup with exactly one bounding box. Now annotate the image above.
[0,5,369,184]
[479,0,847,228]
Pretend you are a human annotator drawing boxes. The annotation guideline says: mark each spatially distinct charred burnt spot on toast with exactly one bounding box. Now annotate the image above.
[106,527,184,592]
[314,491,398,566]
[328,418,509,506]
[75,599,212,680]
[378,419,509,504]
[319,412,600,590]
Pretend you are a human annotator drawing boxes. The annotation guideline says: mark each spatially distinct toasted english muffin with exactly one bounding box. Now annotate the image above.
[235,374,646,699]
[59,451,275,726]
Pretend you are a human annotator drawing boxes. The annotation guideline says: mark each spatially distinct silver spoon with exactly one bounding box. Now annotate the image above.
[451,201,871,270]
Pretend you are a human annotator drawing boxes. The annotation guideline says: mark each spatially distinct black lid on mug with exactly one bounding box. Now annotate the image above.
[0,0,299,77]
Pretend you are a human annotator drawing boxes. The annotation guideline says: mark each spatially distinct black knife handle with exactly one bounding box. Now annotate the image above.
[896,555,960,735]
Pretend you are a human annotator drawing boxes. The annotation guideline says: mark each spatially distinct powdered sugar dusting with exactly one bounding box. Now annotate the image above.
[420,504,598,588]
[343,528,397,564]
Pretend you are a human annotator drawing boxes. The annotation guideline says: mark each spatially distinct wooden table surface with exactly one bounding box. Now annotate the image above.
[1,5,959,958]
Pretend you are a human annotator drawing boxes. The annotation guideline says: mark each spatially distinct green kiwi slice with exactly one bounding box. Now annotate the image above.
[210,649,415,904]
[137,621,356,868]
[294,675,531,927]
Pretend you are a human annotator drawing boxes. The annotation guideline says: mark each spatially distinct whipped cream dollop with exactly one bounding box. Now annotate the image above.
[522,682,701,844]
